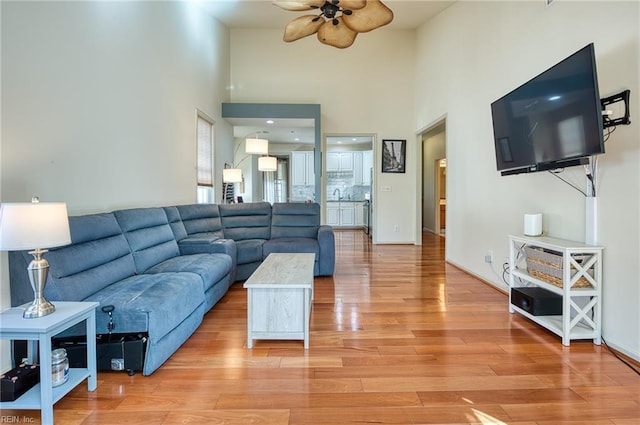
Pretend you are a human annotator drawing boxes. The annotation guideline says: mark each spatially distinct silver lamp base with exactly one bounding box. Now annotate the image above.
[24,249,56,319]
[23,298,56,318]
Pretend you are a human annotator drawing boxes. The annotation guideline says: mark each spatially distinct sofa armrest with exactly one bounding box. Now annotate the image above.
[317,225,335,276]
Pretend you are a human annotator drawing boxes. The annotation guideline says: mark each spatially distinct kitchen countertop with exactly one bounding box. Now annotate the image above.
[326,199,366,203]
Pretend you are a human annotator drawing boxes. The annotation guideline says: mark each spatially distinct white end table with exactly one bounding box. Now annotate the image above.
[244,253,315,349]
[0,301,99,424]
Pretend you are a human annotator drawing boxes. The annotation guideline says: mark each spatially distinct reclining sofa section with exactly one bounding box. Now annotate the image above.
[8,202,334,375]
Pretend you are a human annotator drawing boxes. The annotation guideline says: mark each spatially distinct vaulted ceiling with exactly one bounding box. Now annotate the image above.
[199,1,455,30]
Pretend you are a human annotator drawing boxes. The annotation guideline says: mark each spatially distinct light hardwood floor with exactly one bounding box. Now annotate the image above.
[4,230,639,424]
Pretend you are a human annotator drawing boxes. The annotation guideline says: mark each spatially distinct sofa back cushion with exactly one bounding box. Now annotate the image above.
[271,203,320,239]
[163,206,188,241]
[176,204,224,239]
[219,202,272,241]
[44,213,137,301]
[113,208,180,274]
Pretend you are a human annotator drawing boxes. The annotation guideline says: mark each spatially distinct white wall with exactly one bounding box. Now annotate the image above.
[1,1,232,213]
[415,1,639,359]
[1,1,231,369]
[229,28,417,243]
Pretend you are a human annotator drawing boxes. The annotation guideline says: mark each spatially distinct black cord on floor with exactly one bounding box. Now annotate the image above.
[601,337,640,375]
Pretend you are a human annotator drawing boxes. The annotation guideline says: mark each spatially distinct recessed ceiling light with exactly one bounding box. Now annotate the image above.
[266,120,274,124]
[294,137,300,141]
[352,138,357,141]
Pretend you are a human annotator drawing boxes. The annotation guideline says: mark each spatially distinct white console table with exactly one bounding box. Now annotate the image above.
[508,235,603,346]
[0,301,99,424]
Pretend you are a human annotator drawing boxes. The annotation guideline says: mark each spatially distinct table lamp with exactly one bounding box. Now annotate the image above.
[0,198,71,318]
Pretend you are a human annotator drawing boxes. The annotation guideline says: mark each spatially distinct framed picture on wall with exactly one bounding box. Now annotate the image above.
[382,139,406,173]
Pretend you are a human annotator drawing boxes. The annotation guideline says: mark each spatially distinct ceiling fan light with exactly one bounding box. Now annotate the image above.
[284,15,325,42]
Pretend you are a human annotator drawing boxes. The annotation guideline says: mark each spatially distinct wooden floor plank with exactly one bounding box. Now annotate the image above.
[2,230,639,425]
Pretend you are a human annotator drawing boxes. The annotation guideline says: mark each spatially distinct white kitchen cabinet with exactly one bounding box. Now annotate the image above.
[340,203,355,226]
[327,202,356,227]
[354,152,363,185]
[291,151,314,185]
[362,151,373,185]
[326,152,353,172]
[355,202,364,226]
[354,151,373,185]
[340,152,353,171]
[326,204,340,226]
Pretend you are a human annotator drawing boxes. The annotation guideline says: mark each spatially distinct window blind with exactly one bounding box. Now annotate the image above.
[197,115,213,187]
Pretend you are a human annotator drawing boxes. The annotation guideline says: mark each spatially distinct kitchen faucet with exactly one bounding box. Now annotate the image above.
[333,188,341,200]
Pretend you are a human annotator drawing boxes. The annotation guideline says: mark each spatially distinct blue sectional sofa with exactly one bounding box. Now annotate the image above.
[8,202,334,375]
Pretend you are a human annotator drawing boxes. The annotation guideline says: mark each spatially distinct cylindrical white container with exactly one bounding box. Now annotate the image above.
[52,348,69,387]
[524,213,543,236]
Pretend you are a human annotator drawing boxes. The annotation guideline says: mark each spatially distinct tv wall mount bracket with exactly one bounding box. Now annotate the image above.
[601,89,631,128]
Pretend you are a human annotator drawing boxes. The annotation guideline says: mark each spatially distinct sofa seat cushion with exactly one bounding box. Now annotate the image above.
[146,253,232,292]
[263,238,320,258]
[235,239,266,264]
[85,272,203,339]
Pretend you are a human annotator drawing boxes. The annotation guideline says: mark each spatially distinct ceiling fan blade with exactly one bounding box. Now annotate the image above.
[342,0,393,33]
[272,0,325,11]
[317,16,358,49]
[338,0,367,11]
[283,15,325,42]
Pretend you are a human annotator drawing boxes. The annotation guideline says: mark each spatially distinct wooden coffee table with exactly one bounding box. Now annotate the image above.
[243,253,315,349]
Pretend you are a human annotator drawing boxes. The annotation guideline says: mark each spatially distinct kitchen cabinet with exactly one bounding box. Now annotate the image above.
[326,152,353,172]
[355,202,364,226]
[326,204,340,226]
[291,151,314,185]
[340,204,355,226]
[354,151,373,185]
[326,202,355,227]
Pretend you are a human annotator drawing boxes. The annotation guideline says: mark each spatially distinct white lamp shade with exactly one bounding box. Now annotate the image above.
[258,156,277,172]
[0,202,71,251]
[245,138,269,155]
[222,168,243,183]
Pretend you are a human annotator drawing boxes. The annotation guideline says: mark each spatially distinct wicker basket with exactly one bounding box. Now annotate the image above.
[524,246,593,288]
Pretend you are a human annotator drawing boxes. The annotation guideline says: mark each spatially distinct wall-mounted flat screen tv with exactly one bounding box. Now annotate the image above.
[491,43,605,176]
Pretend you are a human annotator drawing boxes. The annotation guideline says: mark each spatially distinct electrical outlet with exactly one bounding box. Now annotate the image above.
[484,251,493,263]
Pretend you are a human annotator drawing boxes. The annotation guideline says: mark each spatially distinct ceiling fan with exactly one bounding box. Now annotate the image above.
[273,0,394,49]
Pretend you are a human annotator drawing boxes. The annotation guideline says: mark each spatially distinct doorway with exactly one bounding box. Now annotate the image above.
[325,134,374,232]
[435,158,446,235]
[420,121,446,235]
